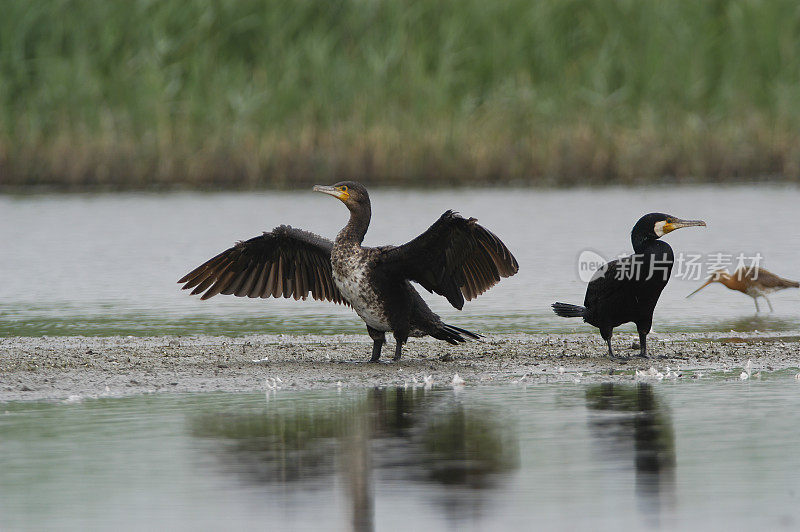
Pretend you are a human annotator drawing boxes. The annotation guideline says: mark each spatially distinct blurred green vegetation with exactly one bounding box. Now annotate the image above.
[2,0,800,188]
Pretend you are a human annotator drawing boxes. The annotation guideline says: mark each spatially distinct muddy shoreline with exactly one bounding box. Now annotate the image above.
[2,332,799,401]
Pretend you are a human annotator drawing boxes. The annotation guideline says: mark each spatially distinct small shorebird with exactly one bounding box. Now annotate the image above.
[687,266,799,312]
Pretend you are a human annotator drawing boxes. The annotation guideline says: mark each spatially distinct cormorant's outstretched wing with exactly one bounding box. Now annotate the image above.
[378,210,518,309]
[178,226,347,304]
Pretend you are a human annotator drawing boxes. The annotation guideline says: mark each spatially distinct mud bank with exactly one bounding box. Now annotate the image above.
[2,332,800,401]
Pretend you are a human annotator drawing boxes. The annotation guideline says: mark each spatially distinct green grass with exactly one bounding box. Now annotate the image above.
[2,0,800,188]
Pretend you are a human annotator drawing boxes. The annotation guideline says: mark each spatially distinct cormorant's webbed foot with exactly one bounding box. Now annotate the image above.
[367,326,386,363]
[604,336,615,358]
[637,332,648,358]
[392,341,403,362]
[605,336,632,360]
[369,339,383,363]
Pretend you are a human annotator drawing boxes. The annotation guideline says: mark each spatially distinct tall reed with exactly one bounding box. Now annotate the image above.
[2,0,799,188]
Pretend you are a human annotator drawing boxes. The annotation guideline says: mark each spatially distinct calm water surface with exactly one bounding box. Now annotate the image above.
[1,185,799,337]
[2,382,799,531]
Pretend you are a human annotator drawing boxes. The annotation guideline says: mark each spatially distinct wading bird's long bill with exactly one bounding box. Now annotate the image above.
[687,278,715,298]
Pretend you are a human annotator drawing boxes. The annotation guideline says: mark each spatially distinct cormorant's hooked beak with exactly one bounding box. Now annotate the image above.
[663,219,706,234]
[686,277,715,298]
[313,184,349,201]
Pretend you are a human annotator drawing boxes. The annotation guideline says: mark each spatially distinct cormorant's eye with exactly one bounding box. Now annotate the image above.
[340,185,348,192]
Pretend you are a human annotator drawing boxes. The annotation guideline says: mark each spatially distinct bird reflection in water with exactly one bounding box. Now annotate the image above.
[701,315,799,334]
[585,383,676,528]
[190,388,518,531]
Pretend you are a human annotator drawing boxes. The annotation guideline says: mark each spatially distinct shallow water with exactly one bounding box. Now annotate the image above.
[1,185,799,337]
[2,382,799,531]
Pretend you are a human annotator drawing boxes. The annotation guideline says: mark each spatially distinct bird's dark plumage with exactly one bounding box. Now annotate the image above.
[379,210,519,310]
[552,212,705,358]
[179,181,519,362]
[178,225,346,304]
[551,302,585,318]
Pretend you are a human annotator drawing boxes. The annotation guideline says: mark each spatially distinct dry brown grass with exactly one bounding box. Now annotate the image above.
[2,117,798,190]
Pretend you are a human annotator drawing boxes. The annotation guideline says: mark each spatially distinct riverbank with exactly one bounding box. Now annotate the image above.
[2,333,799,401]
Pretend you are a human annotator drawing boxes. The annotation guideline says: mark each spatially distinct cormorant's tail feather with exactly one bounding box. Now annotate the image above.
[551,302,586,318]
[433,322,482,345]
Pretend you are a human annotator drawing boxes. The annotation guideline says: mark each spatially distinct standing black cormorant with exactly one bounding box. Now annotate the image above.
[178,182,519,361]
[552,213,705,358]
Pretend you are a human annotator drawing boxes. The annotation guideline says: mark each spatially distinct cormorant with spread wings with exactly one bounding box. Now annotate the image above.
[178,182,519,361]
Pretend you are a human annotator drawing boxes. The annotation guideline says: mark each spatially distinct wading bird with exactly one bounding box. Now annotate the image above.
[687,267,798,312]
[552,213,706,358]
[178,182,518,362]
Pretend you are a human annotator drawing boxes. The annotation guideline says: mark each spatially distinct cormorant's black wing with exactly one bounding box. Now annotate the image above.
[178,225,347,304]
[378,210,519,309]
[584,253,667,308]
[584,258,627,309]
